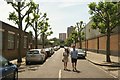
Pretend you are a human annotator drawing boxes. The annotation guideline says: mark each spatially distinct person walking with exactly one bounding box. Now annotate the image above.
[70,45,78,72]
[62,48,69,71]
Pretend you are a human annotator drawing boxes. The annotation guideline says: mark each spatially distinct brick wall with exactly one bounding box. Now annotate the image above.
[99,36,106,51]
[77,33,119,56]
[1,21,31,60]
[87,38,97,52]
[110,34,118,51]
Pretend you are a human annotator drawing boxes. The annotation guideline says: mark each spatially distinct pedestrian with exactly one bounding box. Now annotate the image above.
[70,45,78,72]
[62,48,69,71]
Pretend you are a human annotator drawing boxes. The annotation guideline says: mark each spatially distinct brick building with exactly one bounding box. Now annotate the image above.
[0,21,33,60]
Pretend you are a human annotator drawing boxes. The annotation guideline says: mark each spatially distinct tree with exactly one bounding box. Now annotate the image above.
[71,30,78,46]
[28,31,34,49]
[26,4,48,48]
[50,38,61,46]
[6,0,37,62]
[40,21,53,48]
[76,21,85,48]
[66,28,78,46]
[65,36,73,47]
[88,2,120,62]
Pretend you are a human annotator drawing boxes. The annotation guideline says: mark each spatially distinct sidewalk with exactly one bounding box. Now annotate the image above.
[86,51,119,67]
[10,57,26,72]
[10,57,26,67]
[86,51,120,78]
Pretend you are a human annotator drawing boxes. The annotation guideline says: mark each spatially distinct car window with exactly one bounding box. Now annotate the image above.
[0,56,8,67]
[41,49,45,54]
[78,49,84,53]
[27,50,39,54]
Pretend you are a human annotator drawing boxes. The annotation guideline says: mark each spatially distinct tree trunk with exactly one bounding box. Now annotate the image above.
[35,30,37,49]
[17,2,22,63]
[79,35,82,49]
[78,32,81,48]
[42,33,45,48]
[106,27,111,62]
[34,21,38,49]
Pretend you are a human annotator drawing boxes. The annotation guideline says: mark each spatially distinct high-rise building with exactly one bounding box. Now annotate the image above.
[59,33,66,41]
[67,26,74,38]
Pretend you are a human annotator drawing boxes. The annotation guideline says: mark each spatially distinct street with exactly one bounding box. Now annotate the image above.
[0,1,119,80]
[18,48,117,80]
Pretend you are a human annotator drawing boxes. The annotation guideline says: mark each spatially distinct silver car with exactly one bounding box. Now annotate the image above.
[26,49,46,65]
[77,49,86,59]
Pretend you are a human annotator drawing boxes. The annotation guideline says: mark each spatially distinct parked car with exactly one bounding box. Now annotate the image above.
[45,48,51,57]
[0,55,18,80]
[49,47,54,55]
[69,48,86,59]
[77,49,86,59]
[41,49,48,59]
[26,49,46,65]
[60,45,64,48]
[54,46,60,51]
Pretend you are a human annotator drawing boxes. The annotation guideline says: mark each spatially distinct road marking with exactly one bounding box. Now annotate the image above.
[87,59,118,78]
[58,69,62,80]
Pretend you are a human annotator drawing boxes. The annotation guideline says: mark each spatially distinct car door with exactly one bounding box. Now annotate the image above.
[2,58,14,80]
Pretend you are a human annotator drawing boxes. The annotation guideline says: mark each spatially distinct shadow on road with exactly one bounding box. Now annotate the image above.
[63,69,81,73]
[107,68,120,71]
[77,58,86,60]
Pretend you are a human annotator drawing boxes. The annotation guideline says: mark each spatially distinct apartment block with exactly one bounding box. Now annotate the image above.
[59,33,66,41]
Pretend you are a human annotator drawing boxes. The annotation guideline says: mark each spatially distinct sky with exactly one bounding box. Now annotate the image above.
[0,0,101,39]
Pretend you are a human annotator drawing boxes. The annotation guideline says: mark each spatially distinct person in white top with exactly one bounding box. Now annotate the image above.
[62,48,69,70]
[70,45,78,71]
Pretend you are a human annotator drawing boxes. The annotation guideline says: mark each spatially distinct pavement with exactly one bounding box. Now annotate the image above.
[86,51,120,79]
[10,57,26,67]
[86,51,120,67]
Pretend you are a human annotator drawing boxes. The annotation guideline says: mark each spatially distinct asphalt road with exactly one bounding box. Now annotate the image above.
[18,48,117,80]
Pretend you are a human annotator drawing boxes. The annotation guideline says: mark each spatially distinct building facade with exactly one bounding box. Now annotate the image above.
[0,21,32,60]
[67,26,74,38]
[59,33,66,41]
[78,20,120,56]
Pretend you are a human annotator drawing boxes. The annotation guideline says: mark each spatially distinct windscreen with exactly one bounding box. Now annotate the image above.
[27,50,39,54]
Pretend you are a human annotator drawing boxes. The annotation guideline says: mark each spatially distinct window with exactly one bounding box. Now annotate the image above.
[0,31,2,49]
[17,34,19,48]
[8,32,15,49]
[17,39,19,48]
[24,36,27,48]
[89,29,91,32]
[0,29,4,50]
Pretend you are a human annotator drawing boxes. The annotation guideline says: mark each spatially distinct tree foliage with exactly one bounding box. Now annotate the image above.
[6,0,37,62]
[6,0,53,61]
[65,27,78,46]
[26,3,53,48]
[89,2,120,34]
[88,2,120,62]
[7,0,37,31]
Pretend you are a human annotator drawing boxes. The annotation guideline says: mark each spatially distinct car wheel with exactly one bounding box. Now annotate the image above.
[26,61,29,65]
[14,70,18,80]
